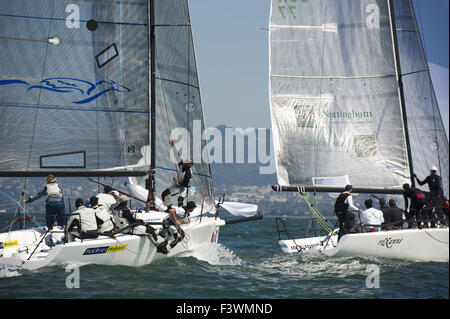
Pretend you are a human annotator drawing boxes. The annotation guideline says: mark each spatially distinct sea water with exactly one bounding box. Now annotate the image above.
[0,217,448,299]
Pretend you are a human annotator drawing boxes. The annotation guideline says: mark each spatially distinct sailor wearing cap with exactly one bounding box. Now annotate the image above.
[414,166,446,227]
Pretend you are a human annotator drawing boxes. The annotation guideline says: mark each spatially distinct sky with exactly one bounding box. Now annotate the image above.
[189,0,449,138]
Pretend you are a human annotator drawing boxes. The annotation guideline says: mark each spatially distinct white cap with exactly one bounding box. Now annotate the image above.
[431,166,438,172]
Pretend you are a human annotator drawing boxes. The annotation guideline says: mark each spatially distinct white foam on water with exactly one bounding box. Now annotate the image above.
[249,253,375,281]
[0,264,21,278]
[183,242,242,266]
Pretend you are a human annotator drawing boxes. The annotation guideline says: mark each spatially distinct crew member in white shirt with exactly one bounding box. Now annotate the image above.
[361,198,384,232]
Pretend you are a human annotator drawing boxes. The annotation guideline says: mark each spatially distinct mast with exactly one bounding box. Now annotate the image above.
[146,0,156,208]
[387,0,416,188]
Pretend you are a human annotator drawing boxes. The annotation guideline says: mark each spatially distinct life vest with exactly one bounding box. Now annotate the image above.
[46,183,62,201]
[334,192,350,213]
[95,205,115,233]
[112,207,130,230]
[76,206,98,232]
[96,193,116,212]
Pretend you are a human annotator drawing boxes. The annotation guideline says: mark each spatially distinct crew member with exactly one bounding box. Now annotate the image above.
[157,201,197,254]
[382,199,404,230]
[403,183,426,229]
[90,196,116,235]
[96,186,118,213]
[161,139,193,209]
[67,198,98,240]
[360,199,384,232]
[22,174,66,230]
[334,185,362,241]
[414,166,446,227]
[112,195,159,241]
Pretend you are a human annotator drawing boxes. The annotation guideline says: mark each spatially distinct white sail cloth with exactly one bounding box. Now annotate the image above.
[127,183,167,211]
[217,201,258,218]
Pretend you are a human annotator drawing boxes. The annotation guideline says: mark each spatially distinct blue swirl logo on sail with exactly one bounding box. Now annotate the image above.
[0,77,130,104]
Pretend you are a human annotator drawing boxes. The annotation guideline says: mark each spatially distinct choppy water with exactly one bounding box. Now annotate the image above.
[0,217,448,299]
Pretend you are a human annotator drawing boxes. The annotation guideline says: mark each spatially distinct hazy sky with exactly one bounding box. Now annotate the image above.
[189,0,449,138]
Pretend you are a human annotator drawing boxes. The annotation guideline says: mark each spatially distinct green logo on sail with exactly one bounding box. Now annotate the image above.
[293,104,316,128]
[278,0,308,20]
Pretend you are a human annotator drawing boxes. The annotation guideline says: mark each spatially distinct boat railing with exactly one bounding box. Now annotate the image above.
[275,217,331,241]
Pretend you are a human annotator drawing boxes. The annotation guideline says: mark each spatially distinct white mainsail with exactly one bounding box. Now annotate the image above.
[269,0,449,197]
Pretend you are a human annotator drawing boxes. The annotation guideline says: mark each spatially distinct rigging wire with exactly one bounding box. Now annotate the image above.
[297,188,333,234]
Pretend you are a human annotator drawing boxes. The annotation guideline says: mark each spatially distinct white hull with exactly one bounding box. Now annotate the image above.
[279,235,338,254]
[279,228,449,262]
[0,212,224,270]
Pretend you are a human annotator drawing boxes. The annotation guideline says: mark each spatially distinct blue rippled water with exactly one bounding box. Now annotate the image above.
[0,217,448,299]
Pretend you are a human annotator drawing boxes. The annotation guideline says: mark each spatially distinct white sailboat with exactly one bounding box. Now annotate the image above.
[268,0,448,262]
[0,0,261,270]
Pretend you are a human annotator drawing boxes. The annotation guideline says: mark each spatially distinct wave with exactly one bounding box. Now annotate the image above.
[182,242,242,266]
[0,264,21,278]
